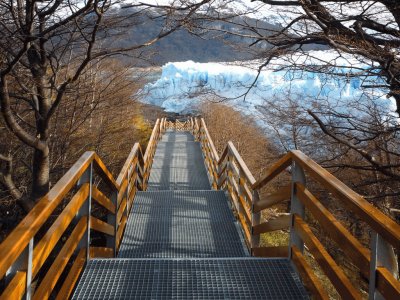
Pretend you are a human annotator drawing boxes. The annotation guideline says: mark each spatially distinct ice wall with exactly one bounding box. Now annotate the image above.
[140,58,388,118]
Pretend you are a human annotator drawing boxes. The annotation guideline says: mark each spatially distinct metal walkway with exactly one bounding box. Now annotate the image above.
[73,131,308,299]
[117,191,248,258]
[147,132,210,190]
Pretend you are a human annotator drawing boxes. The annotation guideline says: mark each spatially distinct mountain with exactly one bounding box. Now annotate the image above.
[106,2,325,65]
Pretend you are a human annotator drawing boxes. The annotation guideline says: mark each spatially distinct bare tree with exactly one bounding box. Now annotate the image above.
[201,0,399,112]
[200,102,279,176]
[0,0,203,210]
[155,1,400,184]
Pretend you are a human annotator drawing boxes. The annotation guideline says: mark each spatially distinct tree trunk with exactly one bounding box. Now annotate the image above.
[31,147,50,203]
[0,155,35,212]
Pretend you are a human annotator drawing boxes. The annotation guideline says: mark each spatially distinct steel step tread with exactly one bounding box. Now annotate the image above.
[72,258,309,299]
[147,139,211,190]
[118,191,247,258]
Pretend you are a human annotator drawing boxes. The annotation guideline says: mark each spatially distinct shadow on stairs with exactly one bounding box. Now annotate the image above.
[72,130,308,299]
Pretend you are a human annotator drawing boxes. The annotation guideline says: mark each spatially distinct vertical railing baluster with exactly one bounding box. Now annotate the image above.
[197,119,201,141]
[25,238,33,300]
[224,153,229,192]
[24,238,33,300]
[6,237,34,299]
[127,163,131,213]
[369,232,399,299]
[212,152,218,189]
[110,189,118,257]
[288,161,306,257]
[228,154,239,213]
[251,189,261,252]
[77,162,93,261]
[224,154,230,194]
[237,168,249,249]
[237,168,245,228]
[193,118,198,141]
[86,163,93,260]
[215,152,221,191]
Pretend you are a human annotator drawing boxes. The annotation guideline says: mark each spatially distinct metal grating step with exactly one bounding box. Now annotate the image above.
[152,142,205,158]
[161,131,195,142]
[73,258,309,299]
[147,141,211,191]
[118,191,248,258]
[147,168,211,191]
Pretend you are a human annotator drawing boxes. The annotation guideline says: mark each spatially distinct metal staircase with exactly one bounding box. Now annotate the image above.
[72,130,308,299]
[1,118,399,299]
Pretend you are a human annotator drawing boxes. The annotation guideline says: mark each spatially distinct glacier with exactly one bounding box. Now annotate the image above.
[139,55,393,124]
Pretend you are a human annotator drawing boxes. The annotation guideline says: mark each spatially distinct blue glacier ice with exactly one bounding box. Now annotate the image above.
[139,59,393,121]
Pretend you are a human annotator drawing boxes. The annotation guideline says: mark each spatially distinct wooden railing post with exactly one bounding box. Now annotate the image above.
[289,161,306,257]
[251,189,261,251]
[25,239,33,300]
[227,153,239,213]
[224,153,230,193]
[195,119,201,141]
[237,168,246,222]
[127,164,133,213]
[76,162,93,261]
[369,232,399,299]
[192,118,197,137]
[108,190,117,257]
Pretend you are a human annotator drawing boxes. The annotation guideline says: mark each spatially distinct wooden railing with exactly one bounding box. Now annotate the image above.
[0,118,167,300]
[193,117,400,300]
[165,119,192,131]
[2,115,399,299]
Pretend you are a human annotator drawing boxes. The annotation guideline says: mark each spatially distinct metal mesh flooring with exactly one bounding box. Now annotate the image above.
[147,134,211,190]
[73,258,308,299]
[118,191,247,258]
[161,130,195,142]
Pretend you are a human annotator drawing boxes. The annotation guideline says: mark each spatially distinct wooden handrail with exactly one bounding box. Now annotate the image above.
[92,153,119,189]
[0,118,163,299]
[0,151,97,279]
[193,117,400,299]
[200,118,219,162]
[143,118,160,163]
[295,183,370,277]
[291,150,400,250]
[226,141,256,186]
[117,143,143,185]
[252,152,292,190]
[250,149,400,251]
[293,214,362,299]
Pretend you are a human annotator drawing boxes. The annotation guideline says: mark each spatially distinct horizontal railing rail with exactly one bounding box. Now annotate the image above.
[193,117,400,299]
[0,118,166,300]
